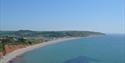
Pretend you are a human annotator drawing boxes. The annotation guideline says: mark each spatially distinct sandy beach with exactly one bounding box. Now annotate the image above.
[0,37,80,63]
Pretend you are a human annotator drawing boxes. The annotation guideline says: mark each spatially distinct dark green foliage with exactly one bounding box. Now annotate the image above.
[0,30,105,38]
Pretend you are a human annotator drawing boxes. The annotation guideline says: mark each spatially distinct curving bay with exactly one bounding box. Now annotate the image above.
[11,34,125,63]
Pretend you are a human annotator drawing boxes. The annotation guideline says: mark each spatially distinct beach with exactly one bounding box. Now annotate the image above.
[8,35,125,63]
[0,37,80,63]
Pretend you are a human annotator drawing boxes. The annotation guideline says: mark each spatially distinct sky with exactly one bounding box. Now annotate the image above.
[0,0,124,33]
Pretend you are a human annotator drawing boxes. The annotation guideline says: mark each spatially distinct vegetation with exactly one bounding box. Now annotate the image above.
[0,30,105,55]
[0,30,105,38]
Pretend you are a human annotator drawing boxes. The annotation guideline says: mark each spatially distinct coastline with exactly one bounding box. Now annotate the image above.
[0,37,81,63]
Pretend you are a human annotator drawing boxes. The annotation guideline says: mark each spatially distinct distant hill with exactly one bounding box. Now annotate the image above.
[0,30,105,38]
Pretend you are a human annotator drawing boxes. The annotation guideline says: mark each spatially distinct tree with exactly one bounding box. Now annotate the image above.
[17,37,28,47]
[1,39,6,56]
[0,36,15,56]
[0,37,9,56]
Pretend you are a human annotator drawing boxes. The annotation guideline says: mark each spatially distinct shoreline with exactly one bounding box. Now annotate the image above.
[0,37,81,63]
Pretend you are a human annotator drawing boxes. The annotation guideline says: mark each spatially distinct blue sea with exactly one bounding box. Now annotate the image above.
[11,34,125,63]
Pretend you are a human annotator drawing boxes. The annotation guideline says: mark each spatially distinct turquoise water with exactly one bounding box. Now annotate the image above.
[11,34,125,63]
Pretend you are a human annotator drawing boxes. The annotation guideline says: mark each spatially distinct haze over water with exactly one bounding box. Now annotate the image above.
[11,34,125,63]
[1,0,124,63]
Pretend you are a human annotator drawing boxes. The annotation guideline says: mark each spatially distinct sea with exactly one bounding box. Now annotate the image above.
[11,34,125,63]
